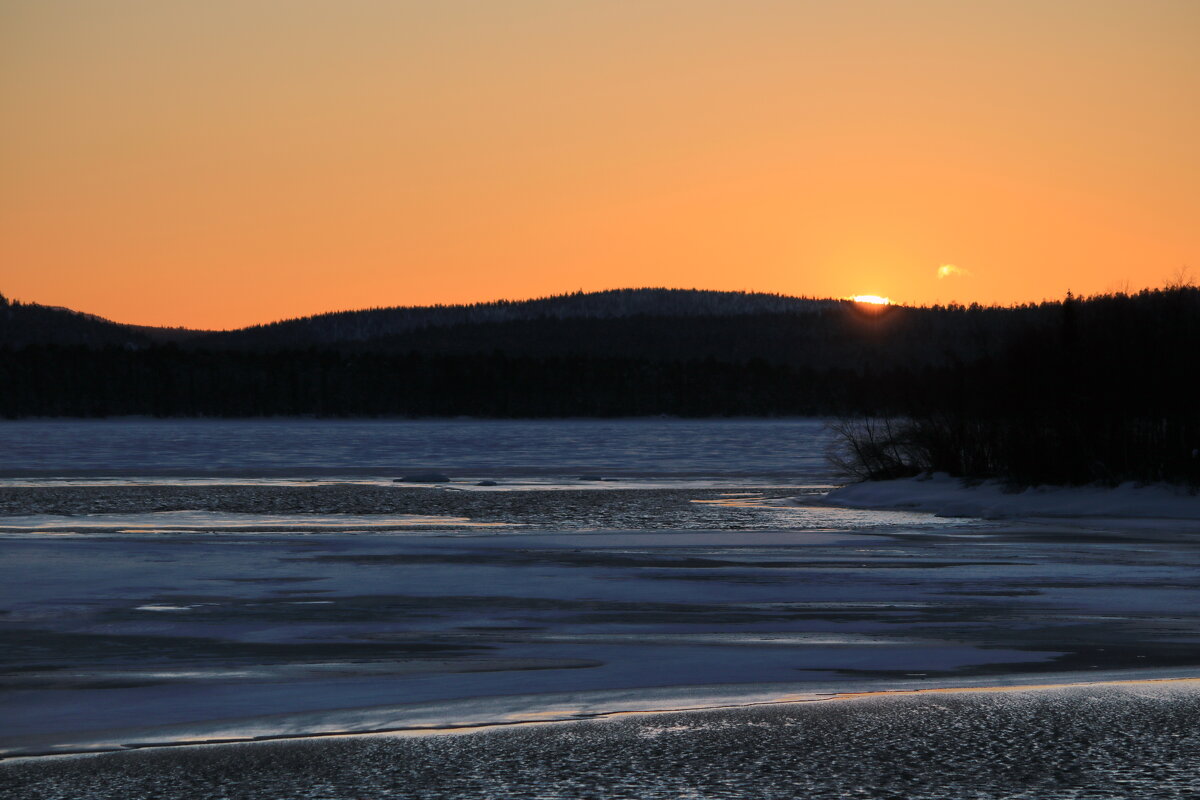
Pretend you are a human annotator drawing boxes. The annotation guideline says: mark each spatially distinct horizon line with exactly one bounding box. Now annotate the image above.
[3,283,1190,334]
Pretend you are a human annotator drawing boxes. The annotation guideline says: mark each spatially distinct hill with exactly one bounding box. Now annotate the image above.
[1,288,833,351]
[0,295,154,349]
[1,286,1027,372]
[189,288,837,350]
[0,293,210,349]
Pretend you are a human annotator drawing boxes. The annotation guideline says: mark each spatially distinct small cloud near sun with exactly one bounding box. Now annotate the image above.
[937,264,971,279]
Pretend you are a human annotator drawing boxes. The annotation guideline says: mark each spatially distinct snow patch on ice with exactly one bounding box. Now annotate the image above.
[821,474,1200,521]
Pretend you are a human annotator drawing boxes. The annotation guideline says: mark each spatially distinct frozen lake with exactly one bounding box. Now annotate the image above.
[0,418,835,480]
[1,419,1199,764]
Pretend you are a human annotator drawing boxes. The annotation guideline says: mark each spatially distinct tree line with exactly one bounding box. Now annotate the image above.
[835,288,1200,485]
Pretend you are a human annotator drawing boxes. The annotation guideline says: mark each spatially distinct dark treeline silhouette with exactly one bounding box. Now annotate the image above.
[836,288,1200,486]
[0,347,872,418]
[3,286,1198,485]
[0,292,201,348]
[0,292,157,349]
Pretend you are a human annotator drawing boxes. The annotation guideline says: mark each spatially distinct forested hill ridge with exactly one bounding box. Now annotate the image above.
[3,286,1196,369]
[191,288,837,350]
[0,292,201,349]
[1,288,827,350]
[4,286,1044,371]
[0,285,1041,369]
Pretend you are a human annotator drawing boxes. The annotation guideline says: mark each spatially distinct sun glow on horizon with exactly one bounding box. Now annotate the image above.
[2,2,1197,328]
[852,295,891,306]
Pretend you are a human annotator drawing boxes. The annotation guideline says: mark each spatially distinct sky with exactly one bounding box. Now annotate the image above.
[3,1,1198,329]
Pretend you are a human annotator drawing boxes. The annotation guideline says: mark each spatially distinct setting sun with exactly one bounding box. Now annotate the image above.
[852,295,891,306]
[3,2,1197,328]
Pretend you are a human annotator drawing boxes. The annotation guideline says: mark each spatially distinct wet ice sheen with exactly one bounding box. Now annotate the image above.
[5,682,1200,800]
[3,482,1199,758]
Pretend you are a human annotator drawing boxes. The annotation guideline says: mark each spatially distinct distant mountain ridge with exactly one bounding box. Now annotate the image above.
[191,288,835,349]
[0,286,1007,371]
[0,288,835,349]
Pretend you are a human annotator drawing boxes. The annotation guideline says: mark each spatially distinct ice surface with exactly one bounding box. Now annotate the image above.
[4,420,1200,764]
[0,510,500,532]
[0,418,836,479]
[4,498,1200,757]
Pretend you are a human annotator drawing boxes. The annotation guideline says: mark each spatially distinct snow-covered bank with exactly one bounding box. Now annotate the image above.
[821,474,1200,521]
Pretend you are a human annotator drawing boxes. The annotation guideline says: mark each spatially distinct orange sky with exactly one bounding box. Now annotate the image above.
[3,1,1198,329]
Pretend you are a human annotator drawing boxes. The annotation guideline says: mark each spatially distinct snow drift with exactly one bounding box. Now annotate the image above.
[822,474,1200,521]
